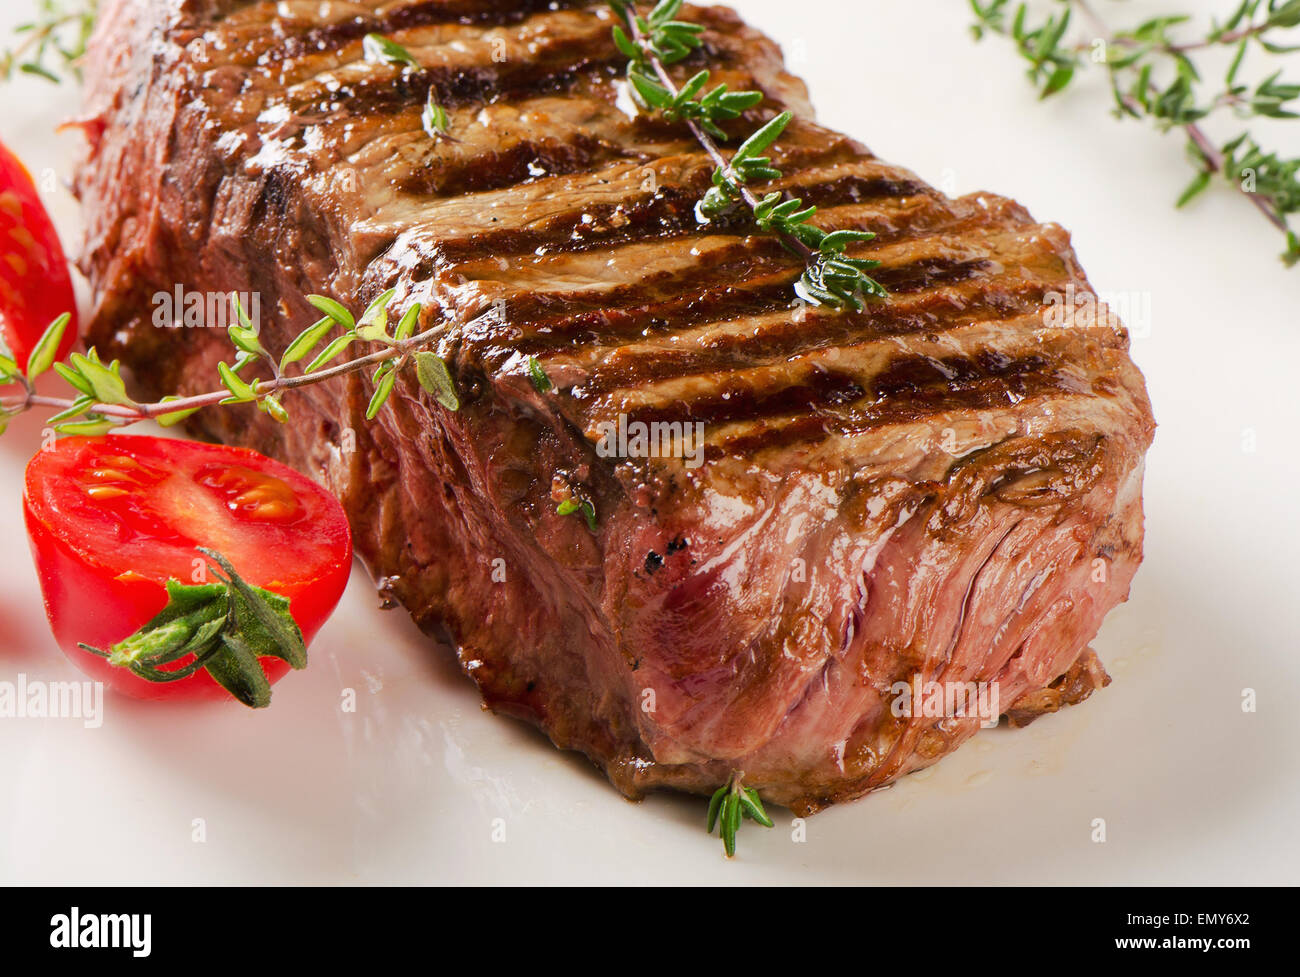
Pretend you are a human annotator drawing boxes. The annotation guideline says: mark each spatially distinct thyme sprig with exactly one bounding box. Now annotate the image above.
[0,0,96,84]
[706,771,773,858]
[608,1,887,309]
[79,548,307,709]
[970,0,1300,264]
[0,295,475,437]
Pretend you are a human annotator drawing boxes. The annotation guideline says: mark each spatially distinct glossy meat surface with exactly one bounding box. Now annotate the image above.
[76,0,1154,813]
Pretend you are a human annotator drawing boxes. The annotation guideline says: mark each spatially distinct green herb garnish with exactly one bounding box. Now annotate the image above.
[707,772,774,858]
[363,32,419,69]
[79,549,307,709]
[1,0,97,84]
[970,0,1300,265]
[422,89,452,140]
[557,497,597,531]
[608,1,888,308]
[0,292,480,436]
[526,356,553,393]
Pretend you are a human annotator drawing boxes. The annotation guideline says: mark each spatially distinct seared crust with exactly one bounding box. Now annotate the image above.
[76,0,1154,814]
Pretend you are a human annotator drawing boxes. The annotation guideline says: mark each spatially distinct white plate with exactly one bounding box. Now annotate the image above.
[2,0,1298,884]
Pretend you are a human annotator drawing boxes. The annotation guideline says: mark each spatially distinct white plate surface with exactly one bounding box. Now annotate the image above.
[1,0,1297,883]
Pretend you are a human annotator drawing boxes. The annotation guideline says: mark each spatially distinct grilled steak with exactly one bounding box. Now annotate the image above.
[74,0,1154,814]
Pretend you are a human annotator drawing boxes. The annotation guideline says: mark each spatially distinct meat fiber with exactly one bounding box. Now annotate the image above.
[74,0,1154,814]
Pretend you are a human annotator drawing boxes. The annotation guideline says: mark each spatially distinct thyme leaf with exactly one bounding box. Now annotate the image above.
[970,0,1300,265]
[607,2,887,309]
[78,549,307,709]
[526,356,553,393]
[415,351,459,410]
[706,772,773,858]
[557,497,597,532]
[363,32,418,69]
[422,89,453,140]
[1,0,97,85]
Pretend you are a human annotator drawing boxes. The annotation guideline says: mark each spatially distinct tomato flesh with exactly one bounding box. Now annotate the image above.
[23,435,353,701]
[0,140,79,369]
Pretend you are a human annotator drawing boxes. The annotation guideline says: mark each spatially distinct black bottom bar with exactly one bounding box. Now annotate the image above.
[0,884,1287,963]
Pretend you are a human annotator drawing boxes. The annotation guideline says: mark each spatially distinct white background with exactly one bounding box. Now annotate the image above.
[0,0,1296,883]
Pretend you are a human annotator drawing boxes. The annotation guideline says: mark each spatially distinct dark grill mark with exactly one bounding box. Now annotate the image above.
[399,133,619,197]
[425,172,937,262]
[261,1,601,63]
[563,288,1058,397]
[483,254,992,367]
[871,351,1048,400]
[708,366,1080,459]
[384,162,932,281]
[513,260,1042,359]
[581,352,1064,455]
[875,257,992,293]
[241,8,733,131]
[272,51,629,121]
[590,369,869,429]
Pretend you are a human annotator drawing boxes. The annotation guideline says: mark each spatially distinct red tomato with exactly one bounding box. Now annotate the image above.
[0,140,79,370]
[23,435,353,702]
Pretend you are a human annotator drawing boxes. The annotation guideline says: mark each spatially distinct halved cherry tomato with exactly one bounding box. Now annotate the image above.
[0,140,79,370]
[23,435,353,701]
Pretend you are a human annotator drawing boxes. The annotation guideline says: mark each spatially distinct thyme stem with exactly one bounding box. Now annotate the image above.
[1070,0,1290,235]
[610,1,885,307]
[616,8,819,266]
[970,0,1300,262]
[1,317,461,425]
[0,1,98,83]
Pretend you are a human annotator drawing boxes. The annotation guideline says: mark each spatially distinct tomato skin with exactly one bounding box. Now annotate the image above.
[0,140,79,370]
[21,514,289,701]
[23,435,353,702]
